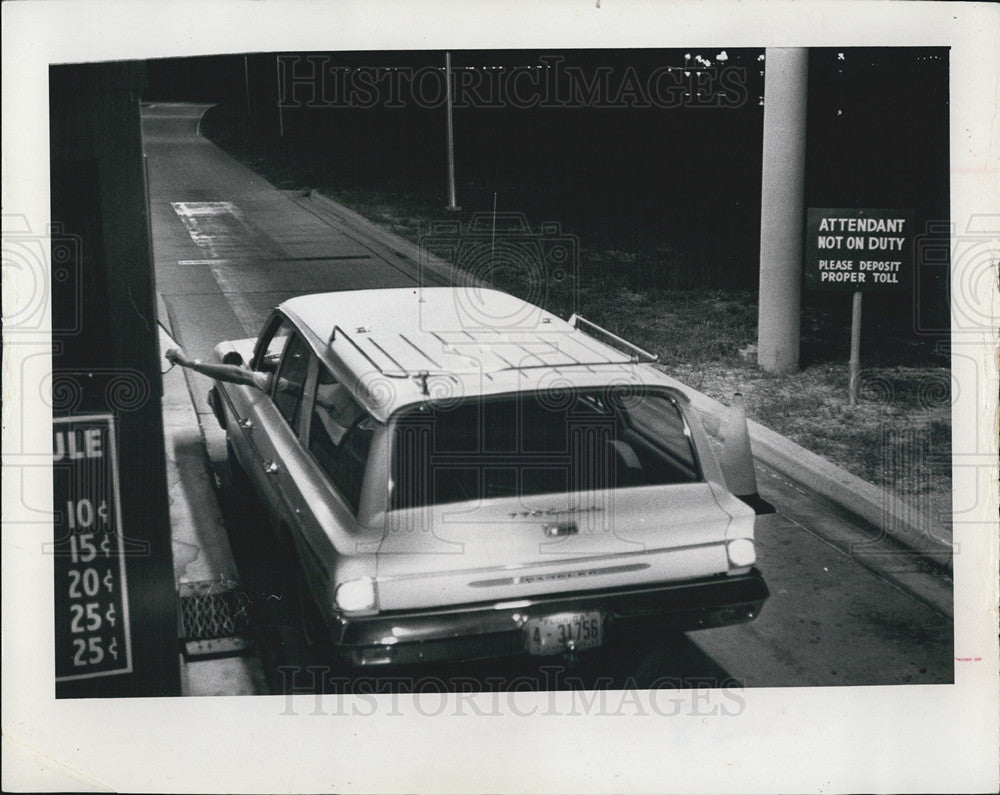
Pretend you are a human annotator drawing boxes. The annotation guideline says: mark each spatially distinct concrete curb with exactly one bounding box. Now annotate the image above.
[302,193,952,572]
[306,190,489,290]
[157,292,267,695]
[657,374,953,570]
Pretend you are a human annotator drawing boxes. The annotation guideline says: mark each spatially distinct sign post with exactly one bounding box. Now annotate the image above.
[848,290,863,405]
[804,208,914,403]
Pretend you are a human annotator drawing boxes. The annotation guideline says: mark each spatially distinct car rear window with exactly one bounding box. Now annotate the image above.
[389,389,699,510]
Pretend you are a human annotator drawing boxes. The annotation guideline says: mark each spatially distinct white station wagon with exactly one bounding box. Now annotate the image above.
[208,287,768,666]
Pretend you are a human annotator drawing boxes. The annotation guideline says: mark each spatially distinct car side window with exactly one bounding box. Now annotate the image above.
[273,333,311,428]
[254,316,293,374]
[308,365,373,513]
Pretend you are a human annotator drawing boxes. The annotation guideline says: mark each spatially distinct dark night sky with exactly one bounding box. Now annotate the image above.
[145,48,949,327]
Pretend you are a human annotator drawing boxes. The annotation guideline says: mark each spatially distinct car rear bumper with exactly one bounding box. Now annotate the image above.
[332,568,768,667]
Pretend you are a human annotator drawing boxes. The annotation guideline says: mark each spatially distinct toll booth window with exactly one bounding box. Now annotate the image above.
[256,317,293,374]
[273,334,311,428]
[308,365,371,513]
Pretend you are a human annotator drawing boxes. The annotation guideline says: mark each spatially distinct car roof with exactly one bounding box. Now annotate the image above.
[279,287,668,422]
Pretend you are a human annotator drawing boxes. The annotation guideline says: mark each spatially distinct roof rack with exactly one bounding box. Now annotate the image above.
[568,314,659,363]
[329,325,410,378]
[329,321,652,378]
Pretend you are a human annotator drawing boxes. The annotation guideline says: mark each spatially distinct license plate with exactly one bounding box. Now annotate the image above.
[524,611,603,656]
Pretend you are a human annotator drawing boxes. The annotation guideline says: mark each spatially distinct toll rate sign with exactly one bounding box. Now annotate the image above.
[805,208,914,291]
[52,415,133,682]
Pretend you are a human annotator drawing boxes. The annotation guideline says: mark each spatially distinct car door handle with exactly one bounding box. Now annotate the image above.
[238,417,253,430]
[263,460,282,475]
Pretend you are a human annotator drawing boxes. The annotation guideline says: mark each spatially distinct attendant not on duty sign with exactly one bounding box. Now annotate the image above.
[805,208,914,291]
[804,208,915,405]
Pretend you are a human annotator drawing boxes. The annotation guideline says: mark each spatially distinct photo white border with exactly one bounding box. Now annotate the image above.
[3,1,998,792]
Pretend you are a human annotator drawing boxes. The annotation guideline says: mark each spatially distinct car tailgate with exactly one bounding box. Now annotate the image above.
[374,482,737,611]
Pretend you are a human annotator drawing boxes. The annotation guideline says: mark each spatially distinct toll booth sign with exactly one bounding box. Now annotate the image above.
[53,415,133,681]
[805,208,915,291]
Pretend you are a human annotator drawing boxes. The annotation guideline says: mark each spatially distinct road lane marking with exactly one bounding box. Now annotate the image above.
[178,256,372,264]
[171,201,285,260]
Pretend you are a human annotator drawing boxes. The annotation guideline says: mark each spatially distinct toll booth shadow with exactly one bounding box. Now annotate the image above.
[211,469,342,693]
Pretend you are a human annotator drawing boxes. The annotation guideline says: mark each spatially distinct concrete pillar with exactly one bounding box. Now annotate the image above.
[50,63,181,698]
[758,48,808,373]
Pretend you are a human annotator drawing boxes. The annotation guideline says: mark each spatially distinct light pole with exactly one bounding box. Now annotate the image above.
[275,55,284,138]
[445,51,460,211]
[243,55,251,117]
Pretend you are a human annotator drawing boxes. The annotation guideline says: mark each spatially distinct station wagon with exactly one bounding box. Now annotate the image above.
[207,287,768,666]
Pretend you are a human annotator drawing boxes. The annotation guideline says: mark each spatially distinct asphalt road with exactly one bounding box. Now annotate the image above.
[144,102,954,691]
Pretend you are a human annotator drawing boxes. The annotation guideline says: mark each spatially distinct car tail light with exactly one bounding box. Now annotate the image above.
[726,538,756,568]
[335,578,377,613]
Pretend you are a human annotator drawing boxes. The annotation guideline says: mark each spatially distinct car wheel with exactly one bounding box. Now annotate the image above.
[277,537,328,652]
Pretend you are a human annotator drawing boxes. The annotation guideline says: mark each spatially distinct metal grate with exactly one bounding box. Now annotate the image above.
[177,580,253,659]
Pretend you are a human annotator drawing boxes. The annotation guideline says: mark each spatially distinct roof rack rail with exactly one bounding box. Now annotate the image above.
[568,314,659,363]
[329,324,409,377]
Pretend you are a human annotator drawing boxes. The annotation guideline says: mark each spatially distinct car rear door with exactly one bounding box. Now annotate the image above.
[281,360,379,617]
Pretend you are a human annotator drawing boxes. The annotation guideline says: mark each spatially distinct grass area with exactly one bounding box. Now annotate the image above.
[200,107,951,528]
